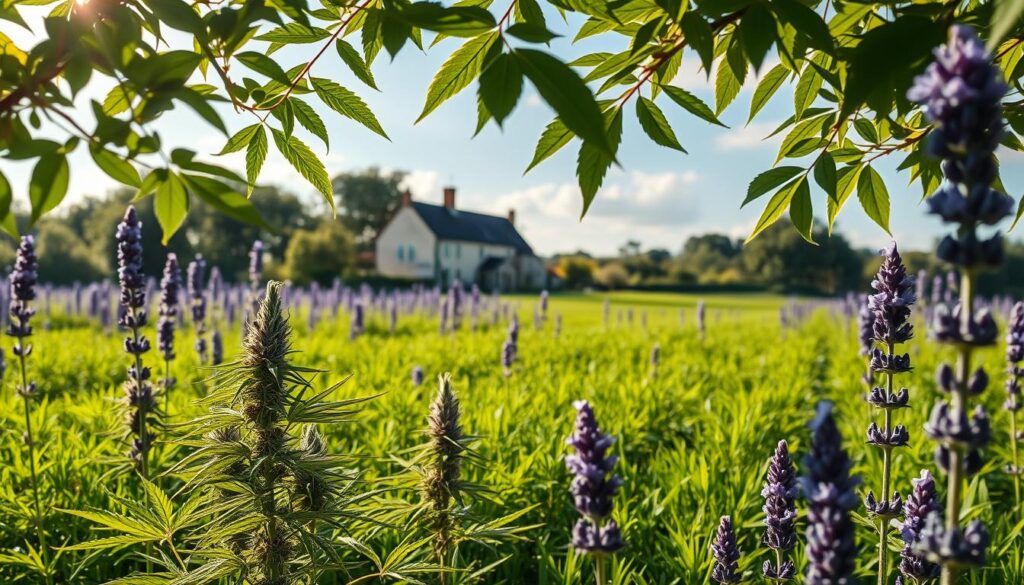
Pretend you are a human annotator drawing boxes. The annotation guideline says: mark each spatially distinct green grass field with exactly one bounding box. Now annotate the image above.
[1,290,1020,583]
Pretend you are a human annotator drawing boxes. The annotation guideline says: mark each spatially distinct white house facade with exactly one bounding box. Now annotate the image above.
[375,187,547,291]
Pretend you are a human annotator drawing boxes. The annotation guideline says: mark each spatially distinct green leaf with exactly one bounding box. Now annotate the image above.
[743,166,804,207]
[90,146,141,187]
[182,174,274,231]
[256,23,330,44]
[680,13,713,73]
[311,78,388,139]
[29,153,69,224]
[394,2,496,37]
[291,99,329,149]
[336,39,378,90]
[102,86,132,116]
[773,0,834,53]
[0,171,18,238]
[1012,191,1024,231]
[853,118,879,144]
[749,64,788,123]
[154,171,189,244]
[246,125,268,197]
[789,177,815,244]
[236,51,291,85]
[577,109,623,217]
[827,163,863,233]
[515,48,611,155]
[661,85,727,127]
[856,164,890,233]
[738,3,775,72]
[525,117,573,172]
[506,22,559,43]
[991,0,1024,49]
[418,32,498,121]
[813,152,837,201]
[218,124,262,155]
[776,113,831,163]
[478,52,523,126]
[271,129,334,210]
[841,17,944,118]
[746,177,802,242]
[147,0,205,38]
[174,88,226,135]
[714,55,742,115]
[793,68,821,119]
[636,97,685,152]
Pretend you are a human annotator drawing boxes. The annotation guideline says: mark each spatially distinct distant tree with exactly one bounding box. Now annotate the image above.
[677,234,743,284]
[332,168,406,249]
[283,220,356,285]
[557,256,597,289]
[618,240,642,258]
[742,221,862,294]
[594,262,630,290]
[646,248,672,264]
[35,222,106,284]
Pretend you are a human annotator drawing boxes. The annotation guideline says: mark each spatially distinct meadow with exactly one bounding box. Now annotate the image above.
[0,285,1021,584]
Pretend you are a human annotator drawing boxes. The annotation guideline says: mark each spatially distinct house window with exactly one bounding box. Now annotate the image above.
[397,246,405,262]
[408,246,415,262]
[456,244,461,259]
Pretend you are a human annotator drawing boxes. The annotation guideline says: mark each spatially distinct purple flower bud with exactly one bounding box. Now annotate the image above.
[566,400,624,554]
[762,440,797,579]
[801,402,859,584]
[916,514,989,567]
[411,365,424,387]
[6,235,37,346]
[898,470,941,582]
[711,516,741,584]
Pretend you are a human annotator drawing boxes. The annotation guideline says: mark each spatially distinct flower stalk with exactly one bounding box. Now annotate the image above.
[1006,301,1024,516]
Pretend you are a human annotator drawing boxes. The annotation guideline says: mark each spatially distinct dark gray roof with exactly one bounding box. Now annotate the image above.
[411,202,534,255]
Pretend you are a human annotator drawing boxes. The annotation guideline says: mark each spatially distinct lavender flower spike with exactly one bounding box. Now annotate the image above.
[1005,301,1024,511]
[711,516,741,584]
[187,256,208,364]
[762,440,797,581]
[898,470,941,583]
[566,400,624,556]
[802,401,859,585]
[157,254,180,406]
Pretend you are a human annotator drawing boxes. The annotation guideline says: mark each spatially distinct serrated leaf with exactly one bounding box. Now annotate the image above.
[636,97,685,152]
[789,177,815,244]
[661,85,727,127]
[506,22,558,43]
[738,3,775,72]
[777,113,831,163]
[311,78,388,139]
[102,86,132,116]
[418,32,498,121]
[749,64,788,123]
[577,109,623,217]
[515,48,611,155]
[0,171,18,238]
[271,129,334,210]
[182,174,273,231]
[154,172,189,244]
[743,166,804,207]
[478,52,522,126]
[793,68,821,119]
[29,153,68,224]
[747,177,803,242]
[774,0,834,53]
[714,56,742,115]
[256,23,330,44]
[218,124,261,155]
[246,125,268,196]
[236,51,291,85]
[828,163,863,233]
[90,146,141,187]
[680,13,713,73]
[525,117,573,172]
[857,164,890,233]
[291,99,329,148]
[991,0,1024,49]
[336,39,378,90]
[149,0,205,37]
[813,152,837,201]
[853,118,879,144]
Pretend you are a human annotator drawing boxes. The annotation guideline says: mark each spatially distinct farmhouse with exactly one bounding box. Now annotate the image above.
[376,187,547,291]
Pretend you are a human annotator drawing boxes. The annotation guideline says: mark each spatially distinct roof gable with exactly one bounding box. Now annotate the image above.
[411,202,534,254]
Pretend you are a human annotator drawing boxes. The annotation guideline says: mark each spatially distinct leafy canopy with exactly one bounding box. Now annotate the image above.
[2,0,1024,242]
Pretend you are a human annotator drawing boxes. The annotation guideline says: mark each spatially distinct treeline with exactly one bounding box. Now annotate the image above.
[552,222,1024,297]
[0,169,407,286]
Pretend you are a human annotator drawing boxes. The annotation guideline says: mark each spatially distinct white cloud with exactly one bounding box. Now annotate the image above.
[714,121,782,151]
[399,169,442,199]
[525,93,543,108]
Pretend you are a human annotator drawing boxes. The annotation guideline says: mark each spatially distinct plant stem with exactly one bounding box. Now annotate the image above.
[941,268,975,585]
[877,342,895,585]
[17,345,50,585]
[1012,412,1021,518]
[595,554,606,585]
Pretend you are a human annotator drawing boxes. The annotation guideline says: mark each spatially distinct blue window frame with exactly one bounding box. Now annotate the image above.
[408,246,415,262]
[397,246,405,262]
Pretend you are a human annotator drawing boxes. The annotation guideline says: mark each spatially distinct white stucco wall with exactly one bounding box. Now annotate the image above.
[376,208,436,279]
[436,240,516,284]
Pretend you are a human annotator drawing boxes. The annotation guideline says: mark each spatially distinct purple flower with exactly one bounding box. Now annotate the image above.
[249,240,264,286]
[711,516,741,584]
[117,207,154,467]
[869,243,915,346]
[916,514,989,568]
[762,440,797,581]
[801,402,859,585]
[412,365,424,387]
[501,337,516,377]
[898,470,941,582]
[7,235,38,357]
[187,256,208,363]
[566,400,624,554]
[157,254,180,362]
[211,329,223,366]
[349,302,364,340]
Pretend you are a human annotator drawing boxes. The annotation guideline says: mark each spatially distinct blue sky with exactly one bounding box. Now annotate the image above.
[5,9,1024,256]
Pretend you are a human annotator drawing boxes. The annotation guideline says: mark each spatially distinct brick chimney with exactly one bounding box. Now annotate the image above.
[507,208,516,225]
[443,186,456,210]
[400,188,413,207]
